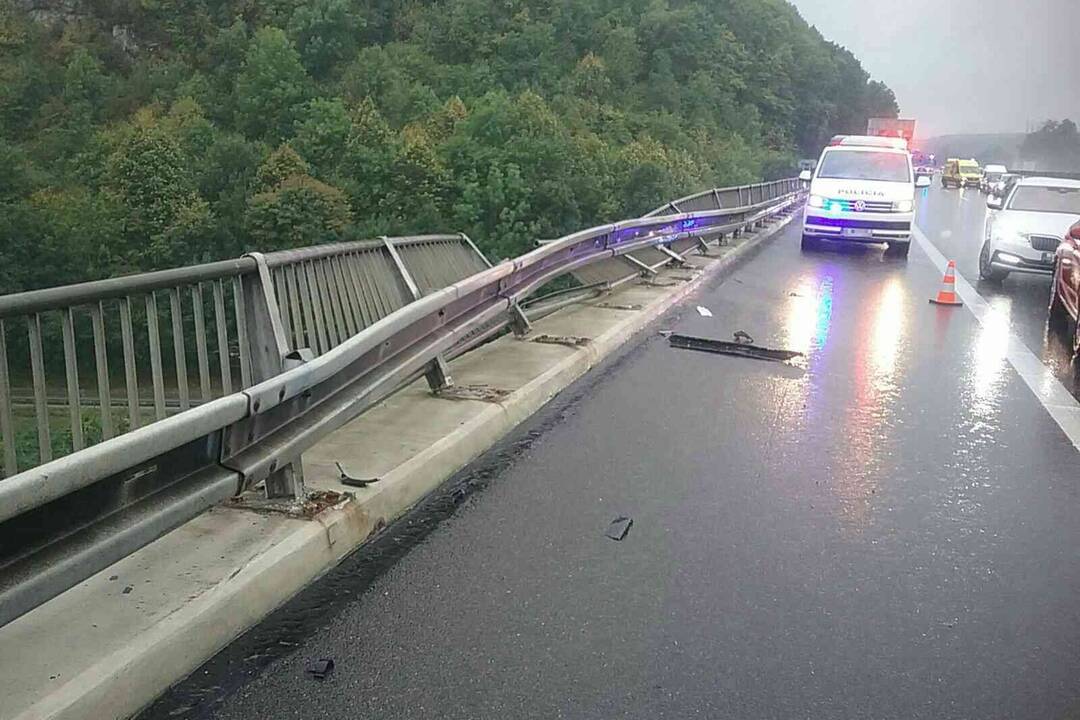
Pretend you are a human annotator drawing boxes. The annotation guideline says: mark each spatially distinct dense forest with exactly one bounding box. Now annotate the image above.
[0,0,899,293]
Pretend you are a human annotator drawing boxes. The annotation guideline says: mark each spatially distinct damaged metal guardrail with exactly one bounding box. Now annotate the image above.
[0,178,802,627]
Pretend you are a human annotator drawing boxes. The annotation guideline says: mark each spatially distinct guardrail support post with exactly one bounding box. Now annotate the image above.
[622,253,658,277]
[509,301,532,337]
[265,460,305,499]
[427,355,454,392]
[383,236,455,392]
[242,253,291,384]
[241,254,302,499]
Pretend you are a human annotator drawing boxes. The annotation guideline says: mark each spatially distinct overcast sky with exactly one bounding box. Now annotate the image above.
[788,0,1080,138]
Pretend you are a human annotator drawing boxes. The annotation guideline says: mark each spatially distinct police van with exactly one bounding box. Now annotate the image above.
[799,135,930,258]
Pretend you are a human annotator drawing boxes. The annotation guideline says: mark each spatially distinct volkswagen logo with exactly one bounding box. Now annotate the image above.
[853,200,866,212]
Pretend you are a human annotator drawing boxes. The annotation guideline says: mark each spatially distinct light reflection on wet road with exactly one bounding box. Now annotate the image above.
[917,183,1080,398]
[149,202,1080,720]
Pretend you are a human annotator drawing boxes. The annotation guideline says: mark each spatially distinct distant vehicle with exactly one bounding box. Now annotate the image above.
[990,172,1022,198]
[866,118,917,144]
[1049,218,1080,352]
[979,177,1080,281]
[979,164,1008,194]
[911,150,934,180]
[942,158,981,188]
[801,135,930,258]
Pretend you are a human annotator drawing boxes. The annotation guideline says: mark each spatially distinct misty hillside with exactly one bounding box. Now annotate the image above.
[1,0,898,293]
[921,134,1026,167]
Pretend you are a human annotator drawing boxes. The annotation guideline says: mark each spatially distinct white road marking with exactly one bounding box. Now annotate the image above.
[911,225,1080,452]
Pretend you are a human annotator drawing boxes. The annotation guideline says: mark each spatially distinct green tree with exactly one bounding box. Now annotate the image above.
[293,97,352,173]
[234,27,310,141]
[245,145,351,250]
[287,0,364,77]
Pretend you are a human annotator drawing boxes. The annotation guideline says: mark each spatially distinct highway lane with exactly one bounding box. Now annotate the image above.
[916,182,1080,397]
[145,209,1080,720]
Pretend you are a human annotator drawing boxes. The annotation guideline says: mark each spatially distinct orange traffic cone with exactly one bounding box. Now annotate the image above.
[930,260,963,306]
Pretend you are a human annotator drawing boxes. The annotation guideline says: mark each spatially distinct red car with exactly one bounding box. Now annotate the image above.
[1049,219,1080,352]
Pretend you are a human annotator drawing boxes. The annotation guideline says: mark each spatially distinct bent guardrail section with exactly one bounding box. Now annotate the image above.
[0,179,802,627]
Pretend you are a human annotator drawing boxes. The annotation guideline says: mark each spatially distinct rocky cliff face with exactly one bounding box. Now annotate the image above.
[11,0,140,54]
[12,0,88,27]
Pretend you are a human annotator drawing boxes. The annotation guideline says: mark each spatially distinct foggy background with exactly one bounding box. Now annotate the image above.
[789,0,1080,139]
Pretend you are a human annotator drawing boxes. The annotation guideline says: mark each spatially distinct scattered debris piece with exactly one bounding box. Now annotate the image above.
[108,575,118,581]
[658,329,673,338]
[594,302,643,311]
[788,291,804,298]
[668,333,803,363]
[605,516,633,541]
[732,330,754,345]
[532,334,592,347]
[437,383,511,403]
[336,462,381,489]
[940,618,959,628]
[695,305,713,317]
[122,585,133,594]
[307,658,335,679]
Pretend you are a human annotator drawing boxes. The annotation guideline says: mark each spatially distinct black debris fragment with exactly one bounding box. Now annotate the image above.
[122,585,133,594]
[668,333,802,363]
[336,462,381,488]
[732,330,754,344]
[307,658,335,679]
[605,516,633,541]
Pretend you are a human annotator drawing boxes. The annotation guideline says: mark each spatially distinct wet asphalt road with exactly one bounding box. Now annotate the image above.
[916,183,1080,395]
[146,192,1080,720]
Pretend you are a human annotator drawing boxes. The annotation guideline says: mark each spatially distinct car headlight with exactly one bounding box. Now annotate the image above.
[808,194,825,208]
[894,199,914,212]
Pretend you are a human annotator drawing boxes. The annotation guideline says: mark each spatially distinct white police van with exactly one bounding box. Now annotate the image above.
[799,135,930,258]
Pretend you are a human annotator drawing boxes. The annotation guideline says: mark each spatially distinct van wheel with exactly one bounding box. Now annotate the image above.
[978,241,1008,282]
[886,241,910,258]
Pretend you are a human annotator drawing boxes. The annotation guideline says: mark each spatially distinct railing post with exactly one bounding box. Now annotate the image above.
[458,232,493,268]
[240,252,302,499]
[382,237,454,392]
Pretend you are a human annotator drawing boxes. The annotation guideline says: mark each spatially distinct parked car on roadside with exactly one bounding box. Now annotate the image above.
[990,172,1022,198]
[979,177,1080,281]
[1049,218,1080,352]
[979,164,1008,193]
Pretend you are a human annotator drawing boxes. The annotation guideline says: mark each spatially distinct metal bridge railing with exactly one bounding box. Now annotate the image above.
[0,180,803,627]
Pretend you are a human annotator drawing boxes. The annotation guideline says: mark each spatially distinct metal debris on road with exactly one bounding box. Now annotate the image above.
[605,516,633,541]
[336,462,381,489]
[732,330,754,344]
[668,333,803,363]
[532,334,592,347]
[122,585,133,594]
[306,658,335,679]
[695,305,713,317]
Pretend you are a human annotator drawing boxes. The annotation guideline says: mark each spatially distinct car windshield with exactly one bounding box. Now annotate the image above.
[1008,186,1080,214]
[817,150,911,182]
[960,163,979,173]
[985,172,1003,181]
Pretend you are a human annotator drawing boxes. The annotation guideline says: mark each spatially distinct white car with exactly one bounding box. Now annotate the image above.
[979,177,1080,281]
[800,135,929,258]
